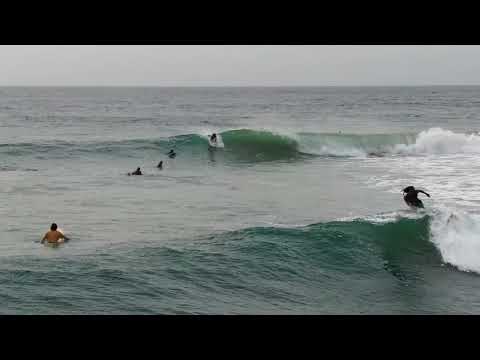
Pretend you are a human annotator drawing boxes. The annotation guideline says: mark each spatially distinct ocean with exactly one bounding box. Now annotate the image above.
[1,86,480,314]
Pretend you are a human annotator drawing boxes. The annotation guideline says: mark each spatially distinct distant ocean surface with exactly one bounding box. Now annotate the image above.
[1,86,480,314]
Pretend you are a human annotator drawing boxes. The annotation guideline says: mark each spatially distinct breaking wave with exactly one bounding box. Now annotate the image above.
[1,127,478,162]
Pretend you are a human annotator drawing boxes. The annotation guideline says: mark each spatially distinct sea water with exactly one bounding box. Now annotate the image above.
[1,86,480,314]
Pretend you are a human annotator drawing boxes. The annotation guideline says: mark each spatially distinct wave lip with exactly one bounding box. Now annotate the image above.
[297,128,480,157]
[429,207,480,274]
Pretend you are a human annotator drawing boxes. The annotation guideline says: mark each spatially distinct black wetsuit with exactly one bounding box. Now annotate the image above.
[403,190,425,208]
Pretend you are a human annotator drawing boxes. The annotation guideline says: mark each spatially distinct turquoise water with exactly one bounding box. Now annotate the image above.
[1,86,480,314]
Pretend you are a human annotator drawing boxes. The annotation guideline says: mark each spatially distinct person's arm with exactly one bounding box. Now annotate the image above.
[418,190,430,197]
[58,231,70,242]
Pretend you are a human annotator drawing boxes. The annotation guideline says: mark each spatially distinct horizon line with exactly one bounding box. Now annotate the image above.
[1,84,480,88]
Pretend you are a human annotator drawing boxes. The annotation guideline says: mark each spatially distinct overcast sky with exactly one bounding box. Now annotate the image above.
[1,45,480,86]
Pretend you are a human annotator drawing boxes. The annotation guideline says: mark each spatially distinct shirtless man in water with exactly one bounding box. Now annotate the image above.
[41,223,69,244]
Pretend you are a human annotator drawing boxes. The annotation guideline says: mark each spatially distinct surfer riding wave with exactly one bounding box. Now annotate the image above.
[402,186,430,209]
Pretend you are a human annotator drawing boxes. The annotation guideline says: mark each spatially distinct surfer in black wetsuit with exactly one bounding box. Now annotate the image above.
[402,186,430,208]
[157,161,163,169]
[210,133,217,144]
[167,149,176,158]
[128,167,142,176]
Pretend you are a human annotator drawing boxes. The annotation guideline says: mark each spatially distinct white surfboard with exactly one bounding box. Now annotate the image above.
[208,135,224,148]
[57,228,68,243]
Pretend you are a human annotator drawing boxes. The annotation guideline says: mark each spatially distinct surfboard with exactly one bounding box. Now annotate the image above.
[57,228,66,243]
[42,228,69,246]
[208,136,223,148]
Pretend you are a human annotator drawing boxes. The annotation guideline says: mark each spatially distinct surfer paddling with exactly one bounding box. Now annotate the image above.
[41,223,69,244]
[128,167,143,176]
[402,186,430,209]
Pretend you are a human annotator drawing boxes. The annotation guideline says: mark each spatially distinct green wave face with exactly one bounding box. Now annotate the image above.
[183,215,441,279]
[0,129,421,163]
[219,129,301,162]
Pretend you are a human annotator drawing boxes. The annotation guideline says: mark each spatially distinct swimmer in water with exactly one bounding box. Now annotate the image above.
[157,161,163,169]
[402,186,430,209]
[128,167,142,176]
[41,223,70,244]
[210,133,217,144]
[167,149,176,158]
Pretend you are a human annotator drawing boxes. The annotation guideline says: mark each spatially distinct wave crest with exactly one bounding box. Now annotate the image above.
[429,207,480,273]
[298,128,480,157]
[1,127,478,162]
[392,128,480,155]
[214,208,480,275]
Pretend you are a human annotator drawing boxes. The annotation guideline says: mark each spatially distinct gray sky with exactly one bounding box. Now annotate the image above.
[1,45,480,86]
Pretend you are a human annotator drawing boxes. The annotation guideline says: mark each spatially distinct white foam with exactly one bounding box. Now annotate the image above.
[429,206,480,273]
[392,128,480,155]
[337,210,424,224]
[308,144,367,157]
[299,127,480,157]
[364,210,426,224]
